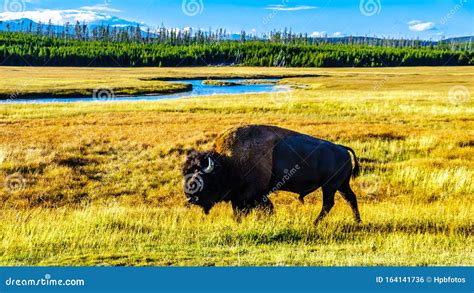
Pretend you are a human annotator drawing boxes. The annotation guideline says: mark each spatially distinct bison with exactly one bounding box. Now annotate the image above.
[182,125,362,225]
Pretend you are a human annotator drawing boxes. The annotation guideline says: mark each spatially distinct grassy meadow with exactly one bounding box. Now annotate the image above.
[0,66,473,266]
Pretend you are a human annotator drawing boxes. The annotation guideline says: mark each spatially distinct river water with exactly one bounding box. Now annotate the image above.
[2,79,289,104]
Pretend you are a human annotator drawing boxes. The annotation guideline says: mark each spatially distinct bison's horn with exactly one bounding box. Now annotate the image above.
[203,157,215,174]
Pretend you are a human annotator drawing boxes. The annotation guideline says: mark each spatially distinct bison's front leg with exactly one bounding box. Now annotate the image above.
[256,195,274,214]
[232,194,274,219]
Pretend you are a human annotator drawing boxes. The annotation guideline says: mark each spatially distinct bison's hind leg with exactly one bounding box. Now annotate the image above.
[298,191,312,204]
[338,178,362,223]
[299,194,305,204]
[314,186,336,225]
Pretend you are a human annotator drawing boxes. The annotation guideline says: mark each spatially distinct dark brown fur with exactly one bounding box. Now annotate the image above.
[182,125,361,224]
[214,125,299,193]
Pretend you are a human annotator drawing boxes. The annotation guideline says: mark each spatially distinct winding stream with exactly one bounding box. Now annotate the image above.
[2,79,289,104]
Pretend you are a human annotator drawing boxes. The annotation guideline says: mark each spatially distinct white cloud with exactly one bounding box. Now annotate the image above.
[408,20,436,32]
[310,31,327,38]
[265,5,318,11]
[79,4,121,13]
[333,32,344,37]
[0,9,112,24]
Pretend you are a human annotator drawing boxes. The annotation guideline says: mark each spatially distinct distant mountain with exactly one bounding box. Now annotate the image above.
[307,36,474,45]
[442,36,474,43]
[0,18,38,32]
[306,36,436,46]
[0,15,146,34]
[88,16,145,29]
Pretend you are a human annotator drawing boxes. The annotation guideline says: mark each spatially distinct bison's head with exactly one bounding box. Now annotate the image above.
[182,150,230,214]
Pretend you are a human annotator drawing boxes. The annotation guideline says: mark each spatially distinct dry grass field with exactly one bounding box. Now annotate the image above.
[0,66,473,266]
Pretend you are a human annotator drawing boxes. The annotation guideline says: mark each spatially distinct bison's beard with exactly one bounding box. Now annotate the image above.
[200,201,214,215]
[193,181,232,214]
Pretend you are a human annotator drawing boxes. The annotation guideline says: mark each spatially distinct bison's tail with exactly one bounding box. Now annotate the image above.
[343,146,360,178]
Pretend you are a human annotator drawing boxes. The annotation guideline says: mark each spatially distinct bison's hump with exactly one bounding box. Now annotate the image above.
[214,124,299,169]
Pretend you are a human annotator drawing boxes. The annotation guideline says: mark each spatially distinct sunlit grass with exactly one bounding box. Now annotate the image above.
[0,66,473,266]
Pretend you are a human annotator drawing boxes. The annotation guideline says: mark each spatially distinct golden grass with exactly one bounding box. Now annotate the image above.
[0,66,473,266]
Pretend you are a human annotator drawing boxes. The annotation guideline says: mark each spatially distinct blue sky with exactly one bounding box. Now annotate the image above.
[2,0,473,39]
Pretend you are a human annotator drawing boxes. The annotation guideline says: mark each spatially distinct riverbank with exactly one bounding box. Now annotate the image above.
[2,66,473,100]
[0,67,322,100]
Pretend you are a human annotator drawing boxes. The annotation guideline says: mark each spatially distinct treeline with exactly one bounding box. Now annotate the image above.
[2,20,473,50]
[0,31,472,67]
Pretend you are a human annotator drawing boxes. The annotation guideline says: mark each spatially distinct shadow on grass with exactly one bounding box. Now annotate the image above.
[334,222,473,236]
[56,157,98,168]
[220,221,473,245]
